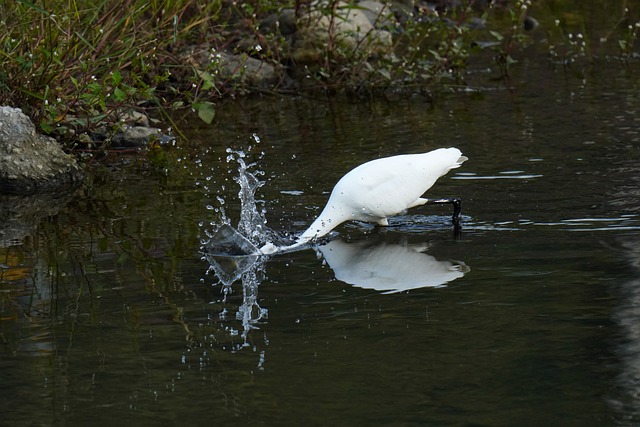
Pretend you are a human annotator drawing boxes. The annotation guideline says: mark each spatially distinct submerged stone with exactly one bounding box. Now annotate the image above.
[204,223,258,256]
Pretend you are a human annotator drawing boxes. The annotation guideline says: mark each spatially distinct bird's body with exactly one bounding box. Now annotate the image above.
[260,147,467,254]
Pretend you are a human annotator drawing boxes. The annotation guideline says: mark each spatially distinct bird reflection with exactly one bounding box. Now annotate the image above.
[318,235,469,293]
[201,224,469,358]
[610,239,640,422]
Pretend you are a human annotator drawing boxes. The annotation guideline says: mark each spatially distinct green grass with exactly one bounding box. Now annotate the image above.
[1,0,639,149]
[0,0,222,141]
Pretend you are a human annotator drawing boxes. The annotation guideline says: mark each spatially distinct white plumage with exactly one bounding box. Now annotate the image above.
[260,147,467,254]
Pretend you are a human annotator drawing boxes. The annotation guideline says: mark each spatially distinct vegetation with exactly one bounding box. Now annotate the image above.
[0,0,639,148]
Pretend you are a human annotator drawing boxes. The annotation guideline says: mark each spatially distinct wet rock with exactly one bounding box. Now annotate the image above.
[110,126,173,148]
[0,106,82,195]
[70,109,172,148]
[87,124,173,148]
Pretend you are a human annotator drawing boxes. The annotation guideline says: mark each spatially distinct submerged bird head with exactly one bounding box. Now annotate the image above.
[259,201,349,255]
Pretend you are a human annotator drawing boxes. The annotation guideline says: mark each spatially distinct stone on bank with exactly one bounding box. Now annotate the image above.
[0,106,82,195]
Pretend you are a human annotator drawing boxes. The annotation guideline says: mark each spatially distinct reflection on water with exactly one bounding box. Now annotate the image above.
[532,216,640,231]
[460,215,640,234]
[610,239,640,424]
[319,236,469,293]
[453,172,544,180]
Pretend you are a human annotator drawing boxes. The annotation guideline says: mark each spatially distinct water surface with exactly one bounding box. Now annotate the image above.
[2,53,640,426]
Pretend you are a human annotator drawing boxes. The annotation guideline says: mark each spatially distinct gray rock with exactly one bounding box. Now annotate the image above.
[259,9,297,36]
[218,52,280,87]
[358,0,396,29]
[292,2,393,66]
[184,47,281,89]
[116,109,152,127]
[111,126,173,148]
[0,106,82,195]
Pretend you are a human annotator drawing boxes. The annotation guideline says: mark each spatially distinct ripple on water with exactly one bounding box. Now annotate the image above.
[534,215,640,232]
[453,171,544,180]
[461,215,640,234]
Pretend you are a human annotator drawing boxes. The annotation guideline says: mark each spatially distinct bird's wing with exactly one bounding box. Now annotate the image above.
[338,149,466,217]
[335,155,440,216]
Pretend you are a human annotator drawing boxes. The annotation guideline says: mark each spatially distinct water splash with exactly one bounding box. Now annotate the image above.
[229,148,274,247]
[200,147,274,360]
[202,148,280,258]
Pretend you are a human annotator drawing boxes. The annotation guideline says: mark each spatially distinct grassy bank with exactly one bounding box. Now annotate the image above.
[0,0,638,148]
[0,0,223,143]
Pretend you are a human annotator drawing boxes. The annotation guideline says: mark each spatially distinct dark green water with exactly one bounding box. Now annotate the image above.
[3,52,640,426]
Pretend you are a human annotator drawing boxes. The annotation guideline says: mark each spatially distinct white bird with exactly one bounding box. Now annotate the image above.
[260,147,467,254]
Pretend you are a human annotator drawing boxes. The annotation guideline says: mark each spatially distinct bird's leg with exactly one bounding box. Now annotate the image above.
[377,218,389,226]
[424,198,462,225]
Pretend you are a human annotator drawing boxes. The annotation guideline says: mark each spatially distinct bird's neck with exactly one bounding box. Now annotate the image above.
[297,203,349,244]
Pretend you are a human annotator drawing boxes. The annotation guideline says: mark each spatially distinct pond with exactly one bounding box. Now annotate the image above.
[3,53,640,426]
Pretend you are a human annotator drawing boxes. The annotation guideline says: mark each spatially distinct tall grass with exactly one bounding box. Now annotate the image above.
[0,0,221,138]
[2,0,638,147]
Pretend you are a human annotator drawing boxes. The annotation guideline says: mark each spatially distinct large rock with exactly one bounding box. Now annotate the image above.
[292,1,394,66]
[0,106,82,195]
